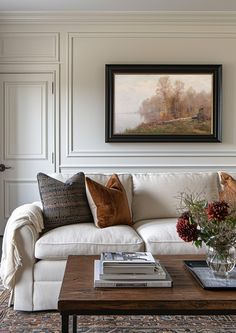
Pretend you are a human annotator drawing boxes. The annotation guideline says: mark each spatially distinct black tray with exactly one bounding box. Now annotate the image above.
[184,260,236,290]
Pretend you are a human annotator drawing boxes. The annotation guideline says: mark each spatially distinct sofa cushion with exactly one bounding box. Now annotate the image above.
[86,174,132,228]
[133,218,206,255]
[35,223,144,259]
[37,172,93,231]
[132,172,219,222]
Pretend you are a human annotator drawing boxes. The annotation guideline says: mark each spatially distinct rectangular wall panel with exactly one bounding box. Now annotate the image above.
[0,33,59,62]
[4,81,47,159]
[4,180,40,218]
[67,32,236,162]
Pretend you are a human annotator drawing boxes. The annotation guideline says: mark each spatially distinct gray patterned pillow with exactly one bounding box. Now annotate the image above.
[37,172,93,231]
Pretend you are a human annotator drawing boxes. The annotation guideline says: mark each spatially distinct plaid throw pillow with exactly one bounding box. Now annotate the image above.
[37,172,93,231]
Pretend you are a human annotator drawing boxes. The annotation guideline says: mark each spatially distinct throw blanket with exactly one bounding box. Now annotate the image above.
[0,203,44,290]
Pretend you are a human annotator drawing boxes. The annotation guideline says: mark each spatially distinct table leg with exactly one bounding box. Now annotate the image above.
[61,313,69,333]
[73,315,77,333]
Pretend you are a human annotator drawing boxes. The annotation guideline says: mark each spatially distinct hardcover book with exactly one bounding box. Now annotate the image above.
[94,260,172,288]
[100,252,157,274]
[101,251,156,265]
[101,264,156,274]
[99,260,166,280]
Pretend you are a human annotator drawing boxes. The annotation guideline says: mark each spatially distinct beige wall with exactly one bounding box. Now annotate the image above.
[1,11,236,174]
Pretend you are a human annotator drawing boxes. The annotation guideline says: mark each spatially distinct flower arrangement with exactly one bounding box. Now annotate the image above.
[176,193,236,250]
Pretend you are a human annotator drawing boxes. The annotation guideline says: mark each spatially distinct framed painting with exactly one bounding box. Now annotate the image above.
[105,64,222,142]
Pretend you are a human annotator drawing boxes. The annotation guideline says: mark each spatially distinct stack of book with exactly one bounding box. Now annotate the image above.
[94,251,172,288]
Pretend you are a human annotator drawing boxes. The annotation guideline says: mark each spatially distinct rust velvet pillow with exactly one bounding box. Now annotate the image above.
[219,172,236,211]
[85,174,132,228]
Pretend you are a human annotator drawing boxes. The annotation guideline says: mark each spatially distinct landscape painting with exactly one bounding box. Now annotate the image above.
[105,64,222,142]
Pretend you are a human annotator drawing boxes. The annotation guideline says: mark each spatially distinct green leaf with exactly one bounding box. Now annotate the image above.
[194,239,202,248]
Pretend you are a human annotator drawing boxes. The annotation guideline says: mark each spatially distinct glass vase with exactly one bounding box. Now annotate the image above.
[206,245,236,278]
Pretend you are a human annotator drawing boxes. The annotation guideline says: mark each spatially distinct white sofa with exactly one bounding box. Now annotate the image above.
[5,171,221,311]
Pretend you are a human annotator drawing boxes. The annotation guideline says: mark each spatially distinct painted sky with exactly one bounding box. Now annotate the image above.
[114,74,213,115]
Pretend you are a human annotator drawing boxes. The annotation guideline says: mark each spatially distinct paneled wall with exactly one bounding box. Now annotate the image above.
[1,11,236,175]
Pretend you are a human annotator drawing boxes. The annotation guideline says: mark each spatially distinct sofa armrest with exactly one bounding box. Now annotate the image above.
[1,203,44,291]
[15,223,41,264]
[13,223,41,310]
[0,202,44,311]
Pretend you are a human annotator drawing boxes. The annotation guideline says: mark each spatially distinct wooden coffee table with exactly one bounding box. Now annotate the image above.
[58,255,236,333]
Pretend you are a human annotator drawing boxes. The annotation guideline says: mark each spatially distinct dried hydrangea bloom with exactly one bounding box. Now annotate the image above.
[207,201,229,221]
[176,211,199,242]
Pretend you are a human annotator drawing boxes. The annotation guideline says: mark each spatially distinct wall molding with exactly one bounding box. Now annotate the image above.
[67,150,236,158]
[68,32,236,159]
[60,164,236,171]
[1,11,236,25]
[69,32,236,39]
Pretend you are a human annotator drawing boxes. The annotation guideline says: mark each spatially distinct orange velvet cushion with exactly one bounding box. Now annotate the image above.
[219,172,236,211]
[85,174,132,228]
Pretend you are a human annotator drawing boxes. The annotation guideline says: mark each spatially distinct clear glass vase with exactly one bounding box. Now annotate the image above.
[206,245,236,278]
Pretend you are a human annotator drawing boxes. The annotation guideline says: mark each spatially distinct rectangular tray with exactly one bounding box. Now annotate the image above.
[184,260,236,290]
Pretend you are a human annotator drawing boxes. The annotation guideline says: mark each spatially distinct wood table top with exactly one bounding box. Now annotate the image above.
[58,255,236,315]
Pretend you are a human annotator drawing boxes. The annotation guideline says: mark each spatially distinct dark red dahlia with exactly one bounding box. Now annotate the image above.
[176,211,198,242]
[207,201,229,221]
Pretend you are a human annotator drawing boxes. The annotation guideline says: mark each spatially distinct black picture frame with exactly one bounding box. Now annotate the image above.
[105,64,222,142]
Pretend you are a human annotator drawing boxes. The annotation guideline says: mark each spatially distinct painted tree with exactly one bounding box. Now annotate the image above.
[169,80,185,119]
[155,76,172,120]
[139,76,212,123]
[139,95,161,123]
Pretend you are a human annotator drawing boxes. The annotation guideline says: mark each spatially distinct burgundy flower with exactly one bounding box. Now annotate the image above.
[176,211,199,242]
[207,201,229,221]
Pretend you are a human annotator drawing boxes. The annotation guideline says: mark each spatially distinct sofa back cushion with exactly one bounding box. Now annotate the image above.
[132,172,219,222]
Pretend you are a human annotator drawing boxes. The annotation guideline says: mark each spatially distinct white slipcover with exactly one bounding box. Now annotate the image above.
[134,218,206,255]
[2,171,222,311]
[35,223,144,259]
[132,172,219,222]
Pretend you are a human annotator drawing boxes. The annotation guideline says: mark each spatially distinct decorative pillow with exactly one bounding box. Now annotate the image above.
[219,172,236,211]
[37,172,93,231]
[85,174,132,228]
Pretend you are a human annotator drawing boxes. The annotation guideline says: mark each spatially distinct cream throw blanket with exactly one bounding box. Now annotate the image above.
[0,203,44,290]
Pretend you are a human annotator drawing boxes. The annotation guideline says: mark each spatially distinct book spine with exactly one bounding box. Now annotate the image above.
[94,281,172,288]
[100,273,166,280]
[103,267,155,274]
